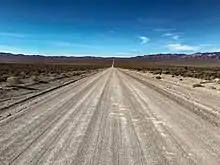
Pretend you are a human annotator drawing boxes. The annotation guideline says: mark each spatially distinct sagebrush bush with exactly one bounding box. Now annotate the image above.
[193,84,204,88]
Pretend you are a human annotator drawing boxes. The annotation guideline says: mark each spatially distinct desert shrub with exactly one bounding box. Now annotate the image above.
[162,71,170,74]
[32,70,41,76]
[193,84,204,88]
[31,75,40,83]
[73,72,81,76]
[155,76,162,79]
[215,80,220,84]
[7,76,20,86]
[19,71,26,78]
[0,76,7,83]
[0,73,9,81]
[152,70,162,75]
[209,86,216,89]
[200,80,211,84]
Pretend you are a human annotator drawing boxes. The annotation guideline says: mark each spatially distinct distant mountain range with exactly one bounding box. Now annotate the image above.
[0,52,112,65]
[132,52,220,61]
[1,52,220,64]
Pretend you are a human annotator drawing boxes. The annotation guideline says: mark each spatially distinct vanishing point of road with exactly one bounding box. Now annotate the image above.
[0,68,220,165]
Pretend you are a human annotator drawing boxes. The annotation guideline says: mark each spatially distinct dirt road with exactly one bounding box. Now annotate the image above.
[0,67,220,165]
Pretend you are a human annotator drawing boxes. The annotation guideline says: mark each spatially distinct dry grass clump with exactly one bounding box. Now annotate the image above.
[193,84,204,88]
[214,78,220,84]
[209,86,216,90]
[6,76,20,86]
[200,80,211,84]
[0,75,8,83]
[31,75,41,83]
[155,76,162,79]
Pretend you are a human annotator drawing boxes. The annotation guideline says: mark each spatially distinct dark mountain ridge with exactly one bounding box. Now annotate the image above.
[1,52,220,64]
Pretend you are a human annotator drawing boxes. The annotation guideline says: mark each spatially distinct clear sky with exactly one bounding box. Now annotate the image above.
[0,0,220,57]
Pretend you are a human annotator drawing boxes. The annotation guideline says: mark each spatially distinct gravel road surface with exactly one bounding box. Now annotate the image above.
[0,67,220,165]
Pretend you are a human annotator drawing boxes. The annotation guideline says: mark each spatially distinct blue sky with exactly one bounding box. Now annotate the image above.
[0,0,220,57]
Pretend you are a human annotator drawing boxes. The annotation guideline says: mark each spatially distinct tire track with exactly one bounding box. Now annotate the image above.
[0,69,110,165]
[118,70,196,165]
[122,70,220,127]
[0,71,99,113]
[0,69,108,123]
[71,70,112,164]
[119,69,220,165]
[13,72,108,165]
[116,70,166,164]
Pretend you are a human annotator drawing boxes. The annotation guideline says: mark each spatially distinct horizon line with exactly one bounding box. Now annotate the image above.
[1,51,220,58]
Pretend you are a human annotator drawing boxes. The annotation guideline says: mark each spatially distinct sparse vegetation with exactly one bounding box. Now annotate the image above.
[148,67,220,80]
[0,63,103,77]
[0,62,107,107]
[0,63,106,87]
[115,60,220,81]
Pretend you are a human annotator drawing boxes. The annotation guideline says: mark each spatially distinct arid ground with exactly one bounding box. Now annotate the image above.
[0,67,220,165]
